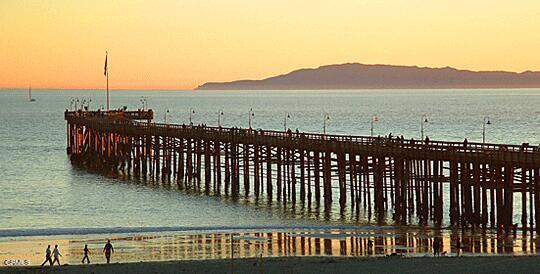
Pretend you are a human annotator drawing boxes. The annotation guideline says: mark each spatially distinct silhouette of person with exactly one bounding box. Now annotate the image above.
[456,238,462,256]
[82,244,91,264]
[367,239,374,255]
[51,244,62,266]
[433,238,440,256]
[103,240,114,264]
[40,245,53,267]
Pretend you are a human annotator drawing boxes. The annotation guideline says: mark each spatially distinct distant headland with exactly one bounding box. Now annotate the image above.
[195,63,540,90]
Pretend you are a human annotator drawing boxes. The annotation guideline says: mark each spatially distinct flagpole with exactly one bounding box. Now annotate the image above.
[106,51,109,111]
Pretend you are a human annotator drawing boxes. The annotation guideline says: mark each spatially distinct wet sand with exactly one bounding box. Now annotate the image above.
[3,256,540,274]
[1,228,539,273]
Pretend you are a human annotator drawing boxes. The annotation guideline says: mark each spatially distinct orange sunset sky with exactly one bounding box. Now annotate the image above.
[1,0,539,90]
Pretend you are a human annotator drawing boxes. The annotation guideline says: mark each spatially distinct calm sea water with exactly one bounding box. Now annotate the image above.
[0,89,539,235]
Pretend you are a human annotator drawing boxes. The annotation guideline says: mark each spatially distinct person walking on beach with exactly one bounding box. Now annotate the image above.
[103,240,114,264]
[433,238,441,256]
[51,244,62,266]
[40,245,53,267]
[81,244,91,264]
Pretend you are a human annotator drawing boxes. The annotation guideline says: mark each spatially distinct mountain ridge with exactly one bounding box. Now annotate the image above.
[195,63,540,90]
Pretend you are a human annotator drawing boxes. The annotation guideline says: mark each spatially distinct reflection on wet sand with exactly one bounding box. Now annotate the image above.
[1,229,539,267]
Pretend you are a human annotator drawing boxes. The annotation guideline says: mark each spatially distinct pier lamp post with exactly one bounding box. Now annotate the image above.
[69,98,75,110]
[218,110,224,127]
[370,116,379,137]
[189,109,195,125]
[164,109,170,124]
[140,96,148,110]
[75,98,80,111]
[284,113,290,131]
[482,116,491,144]
[421,114,429,141]
[323,113,330,134]
[81,99,86,111]
[248,108,254,129]
[87,99,92,110]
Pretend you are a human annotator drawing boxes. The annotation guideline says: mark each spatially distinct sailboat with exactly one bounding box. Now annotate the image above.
[28,86,36,102]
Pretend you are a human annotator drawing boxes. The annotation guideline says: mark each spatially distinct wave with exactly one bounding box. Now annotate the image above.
[0,224,401,238]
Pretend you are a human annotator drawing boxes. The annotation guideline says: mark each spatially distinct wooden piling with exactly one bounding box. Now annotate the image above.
[64,110,540,232]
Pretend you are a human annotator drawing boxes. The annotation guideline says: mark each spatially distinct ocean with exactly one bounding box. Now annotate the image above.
[0,89,539,236]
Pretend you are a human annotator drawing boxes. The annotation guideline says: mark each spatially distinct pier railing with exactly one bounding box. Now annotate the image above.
[65,110,539,167]
[65,109,153,120]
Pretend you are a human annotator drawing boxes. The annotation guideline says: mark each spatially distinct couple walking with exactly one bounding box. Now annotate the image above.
[40,244,61,267]
[81,240,115,264]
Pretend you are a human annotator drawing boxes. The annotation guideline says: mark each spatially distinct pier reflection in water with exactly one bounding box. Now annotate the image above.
[58,229,540,265]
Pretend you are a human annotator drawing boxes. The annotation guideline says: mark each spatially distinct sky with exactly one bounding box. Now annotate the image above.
[1,0,539,90]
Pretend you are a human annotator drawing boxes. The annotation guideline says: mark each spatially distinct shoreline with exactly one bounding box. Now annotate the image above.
[3,255,540,274]
[0,228,537,268]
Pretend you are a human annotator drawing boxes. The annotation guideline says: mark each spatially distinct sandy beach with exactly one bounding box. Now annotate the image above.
[1,228,536,268]
[3,256,540,274]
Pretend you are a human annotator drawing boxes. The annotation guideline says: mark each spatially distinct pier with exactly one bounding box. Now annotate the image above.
[65,109,540,232]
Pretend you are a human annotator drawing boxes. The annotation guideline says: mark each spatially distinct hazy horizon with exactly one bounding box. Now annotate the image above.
[4,62,540,90]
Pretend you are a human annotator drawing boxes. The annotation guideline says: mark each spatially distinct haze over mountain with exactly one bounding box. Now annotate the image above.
[195,63,540,90]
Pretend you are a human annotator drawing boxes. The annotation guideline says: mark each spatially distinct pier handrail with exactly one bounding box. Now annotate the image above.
[65,110,539,157]
[65,109,153,120]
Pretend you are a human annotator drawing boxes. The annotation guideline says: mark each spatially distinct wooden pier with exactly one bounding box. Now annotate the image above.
[65,109,540,232]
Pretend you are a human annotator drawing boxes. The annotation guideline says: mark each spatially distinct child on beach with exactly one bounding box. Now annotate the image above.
[40,245,53,267]
[103,240,114,264]
[52,244,62,266]
[81,244,91,264]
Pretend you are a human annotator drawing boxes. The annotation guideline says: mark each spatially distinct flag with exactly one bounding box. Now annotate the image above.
[104,52,108,76]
